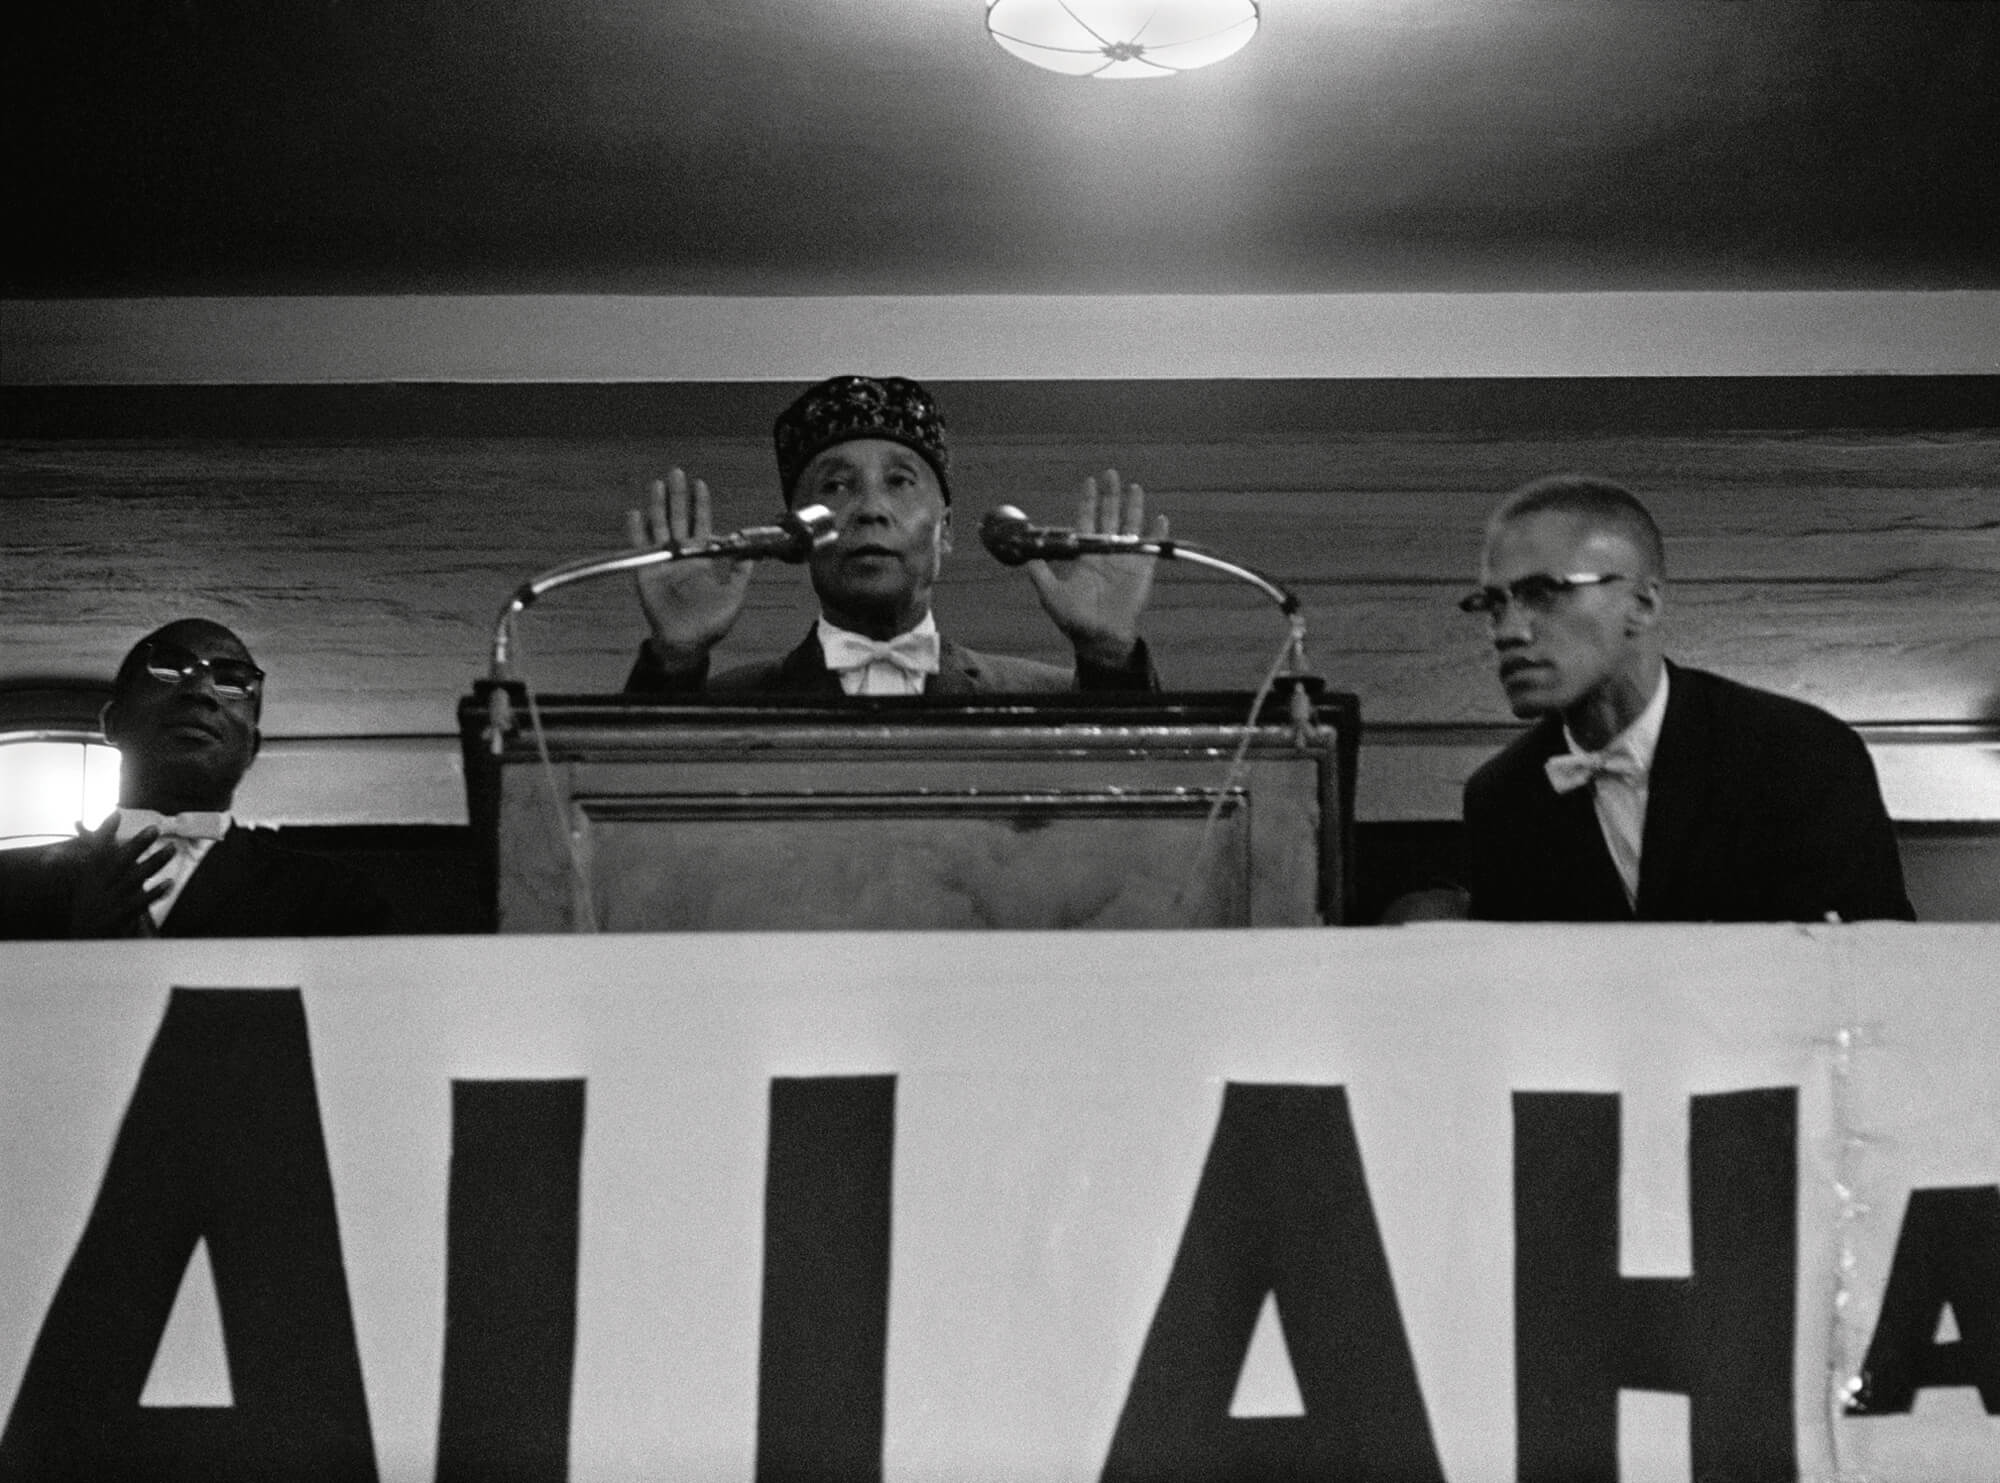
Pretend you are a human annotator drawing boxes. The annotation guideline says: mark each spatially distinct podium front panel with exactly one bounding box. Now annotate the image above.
[463,692,1355,931]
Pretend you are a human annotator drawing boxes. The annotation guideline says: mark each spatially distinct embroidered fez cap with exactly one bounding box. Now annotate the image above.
[773,375,951,503]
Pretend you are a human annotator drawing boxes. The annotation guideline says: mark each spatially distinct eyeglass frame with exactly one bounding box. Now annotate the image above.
[1458,572,1634,618]
[138,641,266,699]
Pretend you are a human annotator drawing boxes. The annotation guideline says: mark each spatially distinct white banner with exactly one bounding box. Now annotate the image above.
[2,926,1995,1481]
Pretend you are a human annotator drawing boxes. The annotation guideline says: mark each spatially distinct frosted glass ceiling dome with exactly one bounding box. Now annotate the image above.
[987,1,1261,80]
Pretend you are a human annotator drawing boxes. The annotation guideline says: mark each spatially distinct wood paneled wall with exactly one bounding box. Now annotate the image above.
[8,430,1997,737]
[5,379,1997,827]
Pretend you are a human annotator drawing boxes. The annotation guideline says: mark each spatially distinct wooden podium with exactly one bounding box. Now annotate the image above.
[459,685,1357,931]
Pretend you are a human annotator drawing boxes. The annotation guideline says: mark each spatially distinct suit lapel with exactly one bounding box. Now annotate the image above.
[926,639,980,696]
[1634,663,1708,919]
[775,628,846,695]
[161,829,263,937]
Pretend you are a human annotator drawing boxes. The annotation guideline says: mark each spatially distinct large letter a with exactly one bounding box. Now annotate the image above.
[1102,1083,1444,1483]
[0,988,376,1483]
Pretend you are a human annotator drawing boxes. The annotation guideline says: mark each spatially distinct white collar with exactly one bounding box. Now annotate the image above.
[1563,665,1670,768]
[112,807,234,843]
[815,610,940,649]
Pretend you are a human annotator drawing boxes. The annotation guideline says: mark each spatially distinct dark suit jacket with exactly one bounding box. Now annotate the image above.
[1463,663,1914,923]
[0,826,396,939]
[624,626,1158,696]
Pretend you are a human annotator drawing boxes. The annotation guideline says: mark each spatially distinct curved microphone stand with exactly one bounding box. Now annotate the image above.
[980,505,1313,693]
[1158,544,1315,740]
[482,504,837,752]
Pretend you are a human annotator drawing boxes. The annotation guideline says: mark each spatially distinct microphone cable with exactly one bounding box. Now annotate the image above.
[1173,613,1312,923]
[481,504,835,933]
[504,613,603,933]
[979,503,1319,923]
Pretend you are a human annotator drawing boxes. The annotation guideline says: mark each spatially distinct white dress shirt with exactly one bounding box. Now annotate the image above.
[112,808,233,929]
[1557,669,1670,910]
[815,613,942,696]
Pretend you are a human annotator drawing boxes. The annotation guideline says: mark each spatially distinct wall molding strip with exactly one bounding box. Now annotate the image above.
[234,728,2000,829]
[6,292,1997,386]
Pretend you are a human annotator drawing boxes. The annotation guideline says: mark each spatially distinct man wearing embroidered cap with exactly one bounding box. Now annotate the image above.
[623,374,1164,695]
[0,619,392,938]
[1459,475,1912,922]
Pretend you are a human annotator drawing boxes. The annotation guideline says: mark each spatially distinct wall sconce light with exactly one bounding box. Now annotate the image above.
[0,733,120,850]
[0,685,120,851]
[987,0,1261,79]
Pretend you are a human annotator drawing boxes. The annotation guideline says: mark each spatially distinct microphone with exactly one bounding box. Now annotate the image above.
[502,503,836,621]
[978,505,1164,566]
[980,501,1304,621]
[690,505,837,564]
[484,503,838,750]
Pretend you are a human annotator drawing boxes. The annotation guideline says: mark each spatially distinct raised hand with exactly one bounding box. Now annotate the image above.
[1024,469,1167,668]
[624,468,756,670]
[64,817,173,938]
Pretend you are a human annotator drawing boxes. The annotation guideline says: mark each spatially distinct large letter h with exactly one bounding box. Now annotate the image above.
[1513,1089,1797,1483]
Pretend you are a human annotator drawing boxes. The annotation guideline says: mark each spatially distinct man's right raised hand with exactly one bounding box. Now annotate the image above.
[624,468,756,672]
[65,817,172,938]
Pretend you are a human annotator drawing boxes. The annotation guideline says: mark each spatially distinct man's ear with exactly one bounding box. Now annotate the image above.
[937,505,954,556]
[1627,576,1665,635]
[249,726,263,766]
[99,698,123,746]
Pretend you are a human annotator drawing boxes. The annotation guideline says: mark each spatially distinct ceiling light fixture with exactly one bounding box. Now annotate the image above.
[987,1,1260,80]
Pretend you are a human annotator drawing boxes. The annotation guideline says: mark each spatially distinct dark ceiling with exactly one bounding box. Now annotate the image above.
[8,0,1996,298]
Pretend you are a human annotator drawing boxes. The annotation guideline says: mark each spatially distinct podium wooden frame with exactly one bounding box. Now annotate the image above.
[459,685,1357,932]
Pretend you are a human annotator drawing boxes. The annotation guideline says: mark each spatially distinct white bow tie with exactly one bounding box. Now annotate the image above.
[820,627,942,681]
[116,809,231,844]
[1544,749,1646,796]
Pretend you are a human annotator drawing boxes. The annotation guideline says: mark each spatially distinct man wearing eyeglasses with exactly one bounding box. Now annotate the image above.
[0,619,393,938]
[1458,476,1912,923]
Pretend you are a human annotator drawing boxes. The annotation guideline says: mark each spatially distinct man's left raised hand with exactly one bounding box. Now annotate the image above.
[1025,469,1167,668]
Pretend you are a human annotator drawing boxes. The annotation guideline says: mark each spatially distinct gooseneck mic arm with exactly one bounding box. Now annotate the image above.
[980,504,1313,733]
[979,505,1300,618]
[483,504,837,751]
